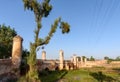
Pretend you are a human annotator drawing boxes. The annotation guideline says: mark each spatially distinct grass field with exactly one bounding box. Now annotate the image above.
[39,67,120,82]
[16,67,120,82]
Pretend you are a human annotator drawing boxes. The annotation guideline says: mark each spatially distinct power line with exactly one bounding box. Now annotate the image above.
[89,0,120,50]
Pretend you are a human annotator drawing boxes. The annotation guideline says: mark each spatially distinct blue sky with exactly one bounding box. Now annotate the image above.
[0,0,120,59]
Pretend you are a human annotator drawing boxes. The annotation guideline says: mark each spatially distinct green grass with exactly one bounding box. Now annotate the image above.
[38,67,120,82]
[7,67,120,82]
[39,70,68,82]
[39,69,97,82]
[62,69,97,82]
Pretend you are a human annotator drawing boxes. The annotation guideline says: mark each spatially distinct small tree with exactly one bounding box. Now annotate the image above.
[22,0,70,81]
[89,56,95,61]
[115,56,120,61]
[104,56,109,60]
[82,56,86,61]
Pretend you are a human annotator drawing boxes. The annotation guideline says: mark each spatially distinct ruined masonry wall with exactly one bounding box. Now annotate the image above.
[0,59,12,75]
[0,35,23,76]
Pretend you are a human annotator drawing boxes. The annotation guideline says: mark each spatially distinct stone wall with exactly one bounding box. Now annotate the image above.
[0,59,19,81]
[84,60,107,67]
[105,61,120,68]
[1,35,120,78]
[111,61,120,64]
[0,35,23,81]
[0,59,12,75]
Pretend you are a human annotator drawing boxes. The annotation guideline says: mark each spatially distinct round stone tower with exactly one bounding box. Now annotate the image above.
[42,51,46,60]
[59,50,64,70]
[12,35,23,68]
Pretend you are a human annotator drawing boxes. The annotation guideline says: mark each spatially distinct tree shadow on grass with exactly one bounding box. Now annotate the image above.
[39,70,68,82]
[89,71,116,82]
[59,70,68,79]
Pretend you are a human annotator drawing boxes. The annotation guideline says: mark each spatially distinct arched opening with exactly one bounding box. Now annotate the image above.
[45,67,49,71]
[20,62,29,76]
[55,66,59,70]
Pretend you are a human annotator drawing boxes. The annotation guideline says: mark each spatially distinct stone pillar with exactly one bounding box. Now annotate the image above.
[70,57,73,63]
[59,50,64,70]
[84,58,87,63]
[81,56,83,65]
[42,51,46,60]
[12,35,23,68]
[73,55,77,69]
[84,58,87,66]
[76,57,79,68]
[65,63,69,70]
[70,56,73,62]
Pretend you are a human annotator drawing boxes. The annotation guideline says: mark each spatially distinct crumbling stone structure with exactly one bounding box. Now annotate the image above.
[12,35,23,68]
[1,35,120,81]
[59,50,64,70]
[42,51,46,60]
[0,35,23,81]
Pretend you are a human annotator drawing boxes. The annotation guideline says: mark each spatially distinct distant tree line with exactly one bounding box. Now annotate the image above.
[77,56,95,61]
[104,56,120,61]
